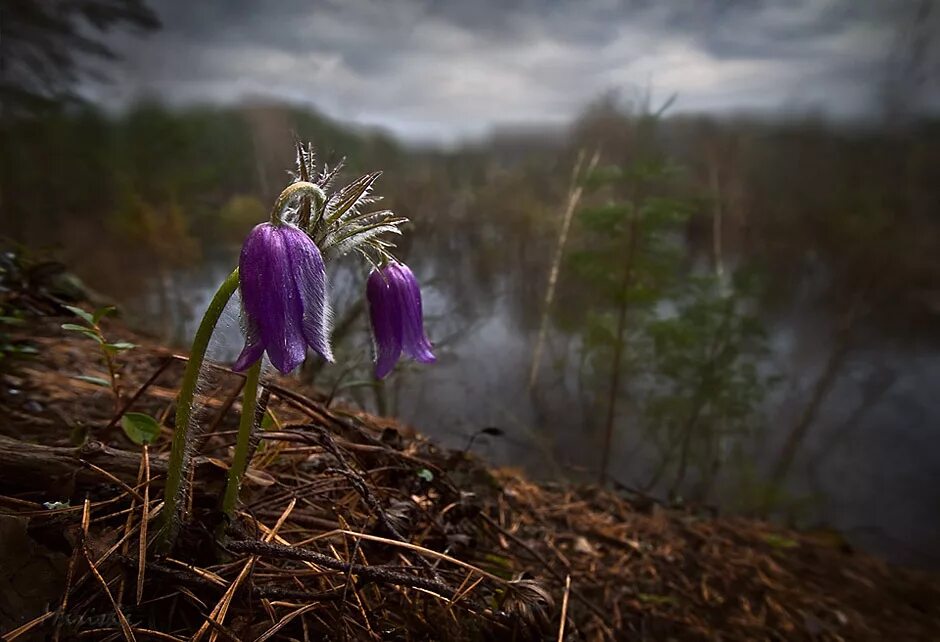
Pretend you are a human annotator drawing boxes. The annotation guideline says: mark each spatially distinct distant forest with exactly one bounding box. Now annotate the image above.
[2,99,938,342]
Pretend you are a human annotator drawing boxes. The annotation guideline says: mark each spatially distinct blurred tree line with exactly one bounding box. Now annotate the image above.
[2,93,939,507]
[4,94,937,331]
[0,101,403,296]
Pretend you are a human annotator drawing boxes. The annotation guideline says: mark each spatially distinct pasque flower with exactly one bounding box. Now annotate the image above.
[233,222,333,373]
[162,148,424,551]
[367,262,435,378]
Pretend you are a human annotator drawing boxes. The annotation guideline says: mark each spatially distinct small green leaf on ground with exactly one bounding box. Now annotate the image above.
[73,375,111,387]
[261,410,276,431]
[60,323,91,333]
[106,341,138,351]
[481,553,515,579]
[121,412,161,445]
[416,468,434,482]
[5,344,38,355]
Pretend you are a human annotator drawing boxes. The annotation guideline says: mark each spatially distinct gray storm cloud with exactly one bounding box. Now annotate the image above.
[85,0,938,142]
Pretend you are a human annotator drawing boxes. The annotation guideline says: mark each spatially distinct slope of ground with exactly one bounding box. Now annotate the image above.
[1,307,938,641]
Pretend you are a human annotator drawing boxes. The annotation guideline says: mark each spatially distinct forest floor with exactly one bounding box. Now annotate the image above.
[1,303,939,640]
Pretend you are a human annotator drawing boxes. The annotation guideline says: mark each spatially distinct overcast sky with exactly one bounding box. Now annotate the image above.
[87,0,938,143]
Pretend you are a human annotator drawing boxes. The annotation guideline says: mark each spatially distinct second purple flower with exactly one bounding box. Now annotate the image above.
[367,263,435,379]
[234,222,333,373]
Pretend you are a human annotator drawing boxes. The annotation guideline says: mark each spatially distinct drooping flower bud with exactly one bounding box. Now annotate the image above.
[366,262,435,379]
[234,223,333,373]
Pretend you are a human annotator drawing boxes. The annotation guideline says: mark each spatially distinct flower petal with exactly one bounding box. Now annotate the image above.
[367,269,403,379]
[282,225,334,362]
[232,317,265,372]
[239,223,306,373]
[388,263,435,364]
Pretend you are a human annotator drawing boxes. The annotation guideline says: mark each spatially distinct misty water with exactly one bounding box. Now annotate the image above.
[130,245,940,570]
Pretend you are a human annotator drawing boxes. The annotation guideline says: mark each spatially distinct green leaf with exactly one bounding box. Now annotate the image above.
[0,316,26,326]
[106,341,137,351]
[61,323,90,332]
[480,553,515,579]
[61,325,105,343]
[63,305,94,325]
[93,306,116,323]
[261,410,276,431]
[416,468,434,482]
[73,375,111,388]
[121,412,161,445]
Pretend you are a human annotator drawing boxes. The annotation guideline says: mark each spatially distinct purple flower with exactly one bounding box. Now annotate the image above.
[366,263,435,379]
[233,223,333,373]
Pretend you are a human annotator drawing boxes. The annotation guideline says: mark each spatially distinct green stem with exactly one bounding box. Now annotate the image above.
[99,342,120,413]
[221,359,262,518]
[159,268,240,549]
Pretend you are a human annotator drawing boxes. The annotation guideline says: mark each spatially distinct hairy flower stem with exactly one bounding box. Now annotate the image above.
[220,359,261,518]
[159,268,240,550]
[269,180,325,228]
[158,180,339,550]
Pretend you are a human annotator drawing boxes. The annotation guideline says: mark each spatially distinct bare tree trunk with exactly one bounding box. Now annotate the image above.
[708,160,724,280]
[528,149,600,391]
[811,368,896,468]
[669,299,735,497]
[670,400,707,498]
[770,302,860,485]
[598,208,640,485]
